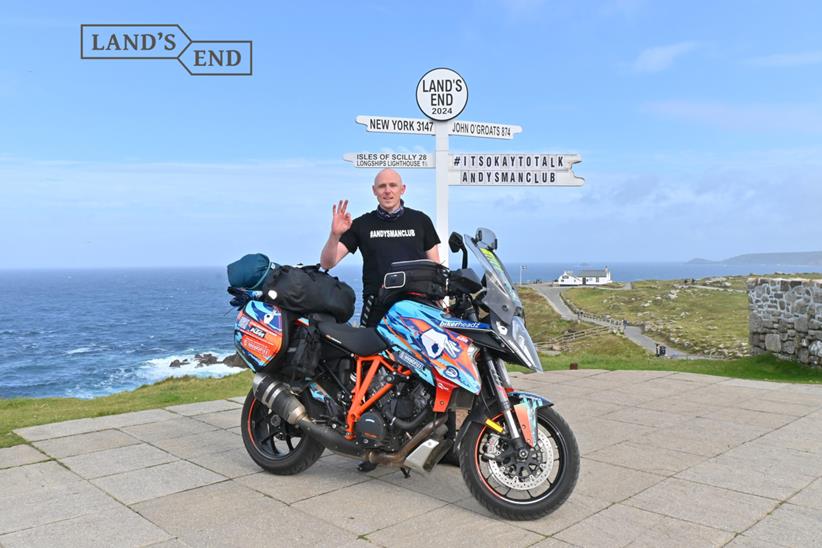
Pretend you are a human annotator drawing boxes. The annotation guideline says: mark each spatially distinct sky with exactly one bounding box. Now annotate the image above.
[1,0,821,268]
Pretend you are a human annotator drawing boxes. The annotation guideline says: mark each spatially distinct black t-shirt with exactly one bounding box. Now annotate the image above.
[339,207,440,295]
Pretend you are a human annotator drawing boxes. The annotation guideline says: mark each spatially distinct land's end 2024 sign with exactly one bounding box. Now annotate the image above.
[344,67,584,262]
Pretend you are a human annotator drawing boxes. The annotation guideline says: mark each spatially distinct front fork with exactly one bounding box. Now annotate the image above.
[483,353,530,456]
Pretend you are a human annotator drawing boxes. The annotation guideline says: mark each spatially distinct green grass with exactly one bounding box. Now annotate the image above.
[0,372,252,448]
[518,293,822,383]
[563,278,751,357]
[519,287,586,342]
[538,342,822,384]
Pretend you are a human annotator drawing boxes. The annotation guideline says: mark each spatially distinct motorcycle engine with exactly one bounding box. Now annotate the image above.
[354,368,432,449]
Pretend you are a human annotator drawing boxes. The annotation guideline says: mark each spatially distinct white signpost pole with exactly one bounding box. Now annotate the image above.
[434,121,450,265]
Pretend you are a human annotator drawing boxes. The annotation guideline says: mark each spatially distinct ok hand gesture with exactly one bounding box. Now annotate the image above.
[331,199,352,237]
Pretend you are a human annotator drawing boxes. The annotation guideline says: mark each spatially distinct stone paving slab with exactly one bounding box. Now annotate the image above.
[626,477,779,532]
[193,408,241,429]
[0,504,171,548]
[32,428,140,459]
[186,446,261,479]
[743,503,822,547]
[165,399,241,416]
[2,375,822,547]
[0,444,48,469]
[92,460,225,505]
[789,477,822,510]
[122,416,218,443]
[150,428,246,459]
[235,458,371,504]
[61,443,178,479]
[554,502,734,547]
[292,479,448,535]
[14,409,175,442]
[367,504,543,547]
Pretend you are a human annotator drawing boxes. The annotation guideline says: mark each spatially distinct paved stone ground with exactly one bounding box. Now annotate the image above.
[4,370,822,547]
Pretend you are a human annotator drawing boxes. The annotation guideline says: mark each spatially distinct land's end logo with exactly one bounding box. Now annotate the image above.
[80,24,252,76]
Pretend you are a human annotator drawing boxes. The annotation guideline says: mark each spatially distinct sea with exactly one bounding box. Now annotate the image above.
[1,262,818,399]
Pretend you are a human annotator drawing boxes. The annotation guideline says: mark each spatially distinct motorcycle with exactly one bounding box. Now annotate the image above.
[229,228,579,520]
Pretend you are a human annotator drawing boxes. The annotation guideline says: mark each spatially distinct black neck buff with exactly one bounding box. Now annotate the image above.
[376,199,405,222]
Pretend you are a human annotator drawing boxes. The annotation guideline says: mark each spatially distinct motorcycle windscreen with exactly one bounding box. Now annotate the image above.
[377,300,481,395]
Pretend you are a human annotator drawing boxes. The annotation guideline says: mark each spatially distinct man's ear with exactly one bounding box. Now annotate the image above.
[400,184,407,195]
[372,184,378,196]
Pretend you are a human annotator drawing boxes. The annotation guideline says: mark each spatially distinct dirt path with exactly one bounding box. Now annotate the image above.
[531,284,699,359]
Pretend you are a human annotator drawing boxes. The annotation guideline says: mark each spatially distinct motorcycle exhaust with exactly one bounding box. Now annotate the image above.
[252,373,360,455]
[253,373,448,467]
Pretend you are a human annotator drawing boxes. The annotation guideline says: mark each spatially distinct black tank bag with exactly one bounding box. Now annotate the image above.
[378,259,448,305]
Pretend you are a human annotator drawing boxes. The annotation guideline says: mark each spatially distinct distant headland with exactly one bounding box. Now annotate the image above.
[688,251,822,266]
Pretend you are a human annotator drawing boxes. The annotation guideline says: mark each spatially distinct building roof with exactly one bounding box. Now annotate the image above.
[577,269,609,277]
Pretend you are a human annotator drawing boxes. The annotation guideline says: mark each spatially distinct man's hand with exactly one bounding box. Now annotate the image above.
[331,200,352,237]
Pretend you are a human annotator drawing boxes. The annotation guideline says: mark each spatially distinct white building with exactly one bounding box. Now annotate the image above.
[556,267,612,286]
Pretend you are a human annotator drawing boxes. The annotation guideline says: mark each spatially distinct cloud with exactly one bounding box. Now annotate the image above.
[747,50,822,68]
[643,100,822,133]
[632,42,699,73]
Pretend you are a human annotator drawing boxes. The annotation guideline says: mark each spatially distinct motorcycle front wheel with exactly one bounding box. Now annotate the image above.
[241,390,324,475]
[459,406,579,520]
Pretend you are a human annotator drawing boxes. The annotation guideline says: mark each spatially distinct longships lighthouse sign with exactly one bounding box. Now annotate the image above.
[344,67,584,262]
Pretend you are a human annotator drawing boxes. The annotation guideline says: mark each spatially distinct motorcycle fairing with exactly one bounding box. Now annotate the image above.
[234,301,285,371]
[511,391,553,447]
[378,300,481,395]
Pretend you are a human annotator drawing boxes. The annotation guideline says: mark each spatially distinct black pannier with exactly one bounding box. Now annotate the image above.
[262,264,355,323]
[378,259,448,305]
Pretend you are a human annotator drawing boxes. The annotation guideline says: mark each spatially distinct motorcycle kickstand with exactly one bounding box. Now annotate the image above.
[400,466,411,478]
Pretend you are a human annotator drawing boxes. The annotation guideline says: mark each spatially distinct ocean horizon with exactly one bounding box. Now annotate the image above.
[2,262,820,400]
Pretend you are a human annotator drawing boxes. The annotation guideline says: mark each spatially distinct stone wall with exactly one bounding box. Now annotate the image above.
[748,278,822,366]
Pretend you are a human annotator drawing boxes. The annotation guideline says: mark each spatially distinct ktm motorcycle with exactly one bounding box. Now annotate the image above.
[229,228,579,520]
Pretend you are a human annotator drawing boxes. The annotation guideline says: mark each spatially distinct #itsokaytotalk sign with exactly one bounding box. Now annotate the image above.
[448,153,583,186]
[344,67,584,263]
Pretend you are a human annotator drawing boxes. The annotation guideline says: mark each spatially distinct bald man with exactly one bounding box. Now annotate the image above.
[320,168,440,327]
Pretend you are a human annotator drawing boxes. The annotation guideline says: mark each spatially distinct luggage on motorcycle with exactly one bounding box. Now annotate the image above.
[378,259,448,305]
[233,300,292,372]
[227,253,273,290]
[281,323,322,378]
[262,264,355,323]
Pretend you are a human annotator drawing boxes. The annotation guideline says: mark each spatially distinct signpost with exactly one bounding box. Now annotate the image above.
[346,67,584,265]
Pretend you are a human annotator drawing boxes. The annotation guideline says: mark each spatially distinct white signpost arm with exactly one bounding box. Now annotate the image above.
[434,121,450,267]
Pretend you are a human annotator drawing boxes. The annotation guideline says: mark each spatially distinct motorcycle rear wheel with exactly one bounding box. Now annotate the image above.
[459,407,579,520]
[241,390,324,475]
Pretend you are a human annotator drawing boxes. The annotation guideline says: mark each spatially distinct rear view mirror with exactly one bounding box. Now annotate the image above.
[449,231,469,269]
[448,232,464,253]
[475,227,498,250]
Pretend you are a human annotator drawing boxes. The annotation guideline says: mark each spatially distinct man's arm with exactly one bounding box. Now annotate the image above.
[320,200,353,269]
[321,237,349,269]
[425,244,441,263]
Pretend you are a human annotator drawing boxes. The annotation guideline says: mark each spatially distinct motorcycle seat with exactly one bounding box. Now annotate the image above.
[316,321,389,356]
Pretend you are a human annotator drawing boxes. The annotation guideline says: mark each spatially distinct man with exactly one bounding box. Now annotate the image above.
[320,168,441,327]
[321,168,441,473]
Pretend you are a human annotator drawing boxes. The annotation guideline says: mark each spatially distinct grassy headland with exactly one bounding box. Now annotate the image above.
[561,274,822,358]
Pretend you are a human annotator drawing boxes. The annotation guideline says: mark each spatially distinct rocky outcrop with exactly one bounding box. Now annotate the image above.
[748,278,822,367]
[167,352,246,369]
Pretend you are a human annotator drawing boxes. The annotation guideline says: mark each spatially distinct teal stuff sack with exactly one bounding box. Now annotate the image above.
[227,253,273,289]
